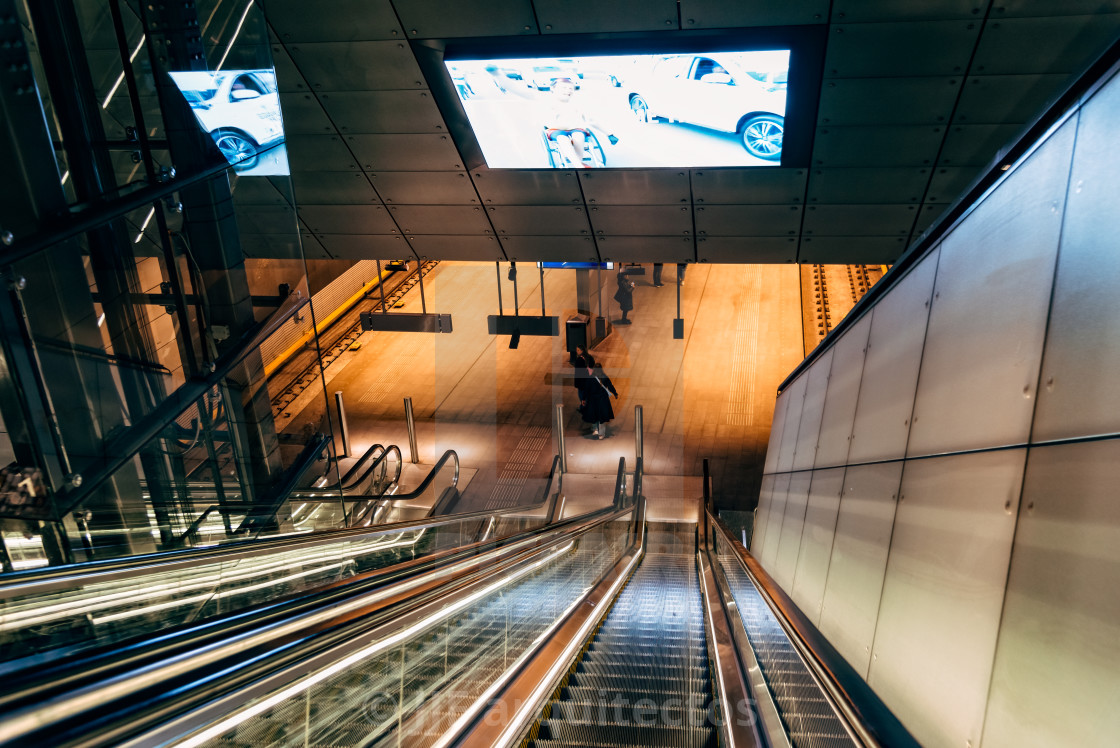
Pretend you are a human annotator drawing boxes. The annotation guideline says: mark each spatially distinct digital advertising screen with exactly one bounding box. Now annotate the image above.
[445,50,789,169]
[168,69,289,176]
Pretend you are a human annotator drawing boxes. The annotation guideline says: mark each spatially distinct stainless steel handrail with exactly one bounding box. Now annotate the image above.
[706,510,920,748]
[0,500,637,747]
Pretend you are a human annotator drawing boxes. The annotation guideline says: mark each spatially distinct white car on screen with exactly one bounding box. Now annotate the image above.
[626,54,786,161]
[169,70,284,169]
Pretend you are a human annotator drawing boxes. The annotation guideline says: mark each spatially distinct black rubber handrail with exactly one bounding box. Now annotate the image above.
[706,510,919,748]
[778,34,1120,394]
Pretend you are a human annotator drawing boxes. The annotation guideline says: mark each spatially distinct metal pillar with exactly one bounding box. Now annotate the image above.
[334,392,351,459]
[555,404,567,473]
[634,404,644,465]
[404,397,419,464]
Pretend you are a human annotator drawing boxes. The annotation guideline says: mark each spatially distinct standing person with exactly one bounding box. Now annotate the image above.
[578,360,618,439]
[652,263,664,287]
[676,262,687,286]
[614,271,635,324]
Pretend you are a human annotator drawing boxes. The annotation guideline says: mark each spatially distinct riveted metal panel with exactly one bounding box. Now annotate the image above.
[594,235,695,263]
[578,170,690,205]
[679,0,829,28]
[818,77,960,125]
[696,237,798,263]
[408,235,506,260]
[290,171,380,205]
[534,0,680,33]
[924,165,982,203]
[830,0,984,22]
[285,134,360,171]
[695,205,803,236]
[813,125,944,167]
[803,204,917,236]
[472,169,584,205]
[270,44,307,93]
[262,0,402,42]
[298,205,398,234]
[389,204,494,235]
[824,20,980,78]
[799,236,908,264]
[393,0,538,38]
[371,171,478,204]
[289,41,426,91]
[318,91,446,133]
[349,134,465,170]
[995,1,1120,18]
[691,168,808,205]
[807,167,929,204]
[316,233,410,259]
[500,235,599,262]
[938,123,1023,166]
[488,206,593,235]
[586,205,692,236]
[955,74,1069,125]
[972,15,1120,75]
[277,91,335,135]
[239,233,307,259]
[231,178,292,206]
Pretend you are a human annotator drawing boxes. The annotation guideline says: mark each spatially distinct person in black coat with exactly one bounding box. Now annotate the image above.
[578,361,618,439]
[613,271,634,324]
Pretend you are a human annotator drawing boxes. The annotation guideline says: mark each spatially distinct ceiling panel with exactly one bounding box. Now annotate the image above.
[830,0,985,22]
[912,203,951,237]
[234,206,298,234]
[500,236,600,262]
[972,15,1120,75]
[803,204,918,236]
[389,205,494,235]
[925,165,983,204]
[408,235,506,261]
[489,206,594,235]
[818,78,960,125]
[697,237,798,263]
[594,236,694,263]
[695,205,803,236]
[371,171,478,204]
[278,92,335,134]
[289,42,426,91]
[812,126,944,166]
[230,179,292,206]
[285,135,360,171]
[824,21,980,78]
[578,170,690,205]
[298,232,331,260]
[691,169,808,205]
[472,170,583,205]
[534,0,678,33]
[587,206,693,236]
[240,233,306,259]
[393,0,538,37]
[318,91,447,133]
[938,124,1023,166]
[799,236,908,264]
[678,0,829,28]
[807,167,930,204]
[348,134,465,170]
[270,44,307,93]
[263,0,403,42]
[290,172,380,205]
[316,233,410,259]
[994,1,1120,18]
[298,205,398,234]
[955,74,1070,124]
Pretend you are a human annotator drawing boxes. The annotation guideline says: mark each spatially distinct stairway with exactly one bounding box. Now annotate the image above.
[530,552,718,748]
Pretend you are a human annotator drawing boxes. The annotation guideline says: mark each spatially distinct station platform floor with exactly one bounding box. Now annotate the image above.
[282,260,804,518]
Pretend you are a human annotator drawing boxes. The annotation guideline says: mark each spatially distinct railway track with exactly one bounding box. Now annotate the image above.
[268,261,439,419]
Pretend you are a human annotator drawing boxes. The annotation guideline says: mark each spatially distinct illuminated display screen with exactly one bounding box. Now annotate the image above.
[445,50,789,169]
[169,69,289,176]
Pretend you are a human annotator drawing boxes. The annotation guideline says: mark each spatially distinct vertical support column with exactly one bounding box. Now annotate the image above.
[334,392,350,459]
[403,397,419,464]
[555,404,566,474]
[634,404,644,466]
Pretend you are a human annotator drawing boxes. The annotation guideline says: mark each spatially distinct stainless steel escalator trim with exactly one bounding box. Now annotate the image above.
[115,504,640,748]
[707,511,920,748]
[696,549,769,748]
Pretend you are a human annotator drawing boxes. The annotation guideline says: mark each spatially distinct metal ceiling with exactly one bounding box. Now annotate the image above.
[240,0,1120,266]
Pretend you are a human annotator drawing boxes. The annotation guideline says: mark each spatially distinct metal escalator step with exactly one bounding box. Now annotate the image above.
[539,720,717,748]
[566,675,712,697]
[548,702,712,727]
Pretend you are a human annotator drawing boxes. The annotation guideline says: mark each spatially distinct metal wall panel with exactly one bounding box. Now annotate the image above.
[938,123,1023,166]
[472,170,583,205]
[828,0,985,23]
[955,74,1069,125]
[908,117,1075,457]
[393,0,538,37]
[803,204,917,237]
[316,233,409,259]
[587,206,692,236]
[696,237,797,263]
[773,470,813,590]
[924,165,982,203]
[349,134,465,171]
[798,236,908,264]
[982,439,1120,747]
[764,393,790,474]
[807,167,930,205]
[848,248,938,463]
[818,460,903,677]
[318,91,446,133]
[289,41,426,91]
[371,171,478,205]
[776,374,806,474]
[290,172,379,205]
[819,77,960,125]
[277,92,335,134]
[792,348,834,470]
[970,14,1120,75]
[824,21,980,78]
[790,467,846,626]
[408,235,506,261]
[389,205,495,235]
[813,125,944,167]
[578,170,690,205]
[691,168,808,205]
[500,235,598,262]
[533,0,680,33]
[814,314,871,468]
[286,135,360,171]
[489,206,593,235]
[593,236,694,263]
[695,205,803,237]
[758,472,792,569]
[868,450,1024,748]
[1032,76,1120,442]
[263,0,402,42]
[751,472,777,551]
[299,205,398,234]
[679,0,829,28]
